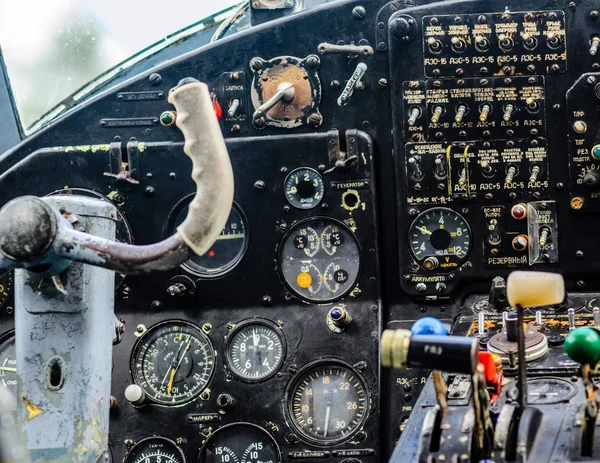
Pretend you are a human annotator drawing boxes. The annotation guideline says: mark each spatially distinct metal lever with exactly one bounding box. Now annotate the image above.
[0,78,234,277]
[252,82,295,126]
[337,63,367,107]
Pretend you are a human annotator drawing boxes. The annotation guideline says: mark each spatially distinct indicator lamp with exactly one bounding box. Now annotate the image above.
[160,111,176,126]
[564,327,600,365]
[591,144,600,160]
[296,272,312,288]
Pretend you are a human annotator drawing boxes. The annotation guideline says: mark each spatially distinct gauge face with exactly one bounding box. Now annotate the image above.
[0,273,13,310]
[286,361,369,445]
[522,378,576,405]
[173,199,248,277]
[199,423,281,463]
[131,321,215,406]
[125,437,185,463]
[408,207,472,273]
[226,320,286,382]
[0,332,16,408]
[284,167,325,210]
[279,218,360,303]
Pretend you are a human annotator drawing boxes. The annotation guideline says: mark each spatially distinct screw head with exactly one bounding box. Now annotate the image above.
[352,6,366,19]
[149,73,162,86]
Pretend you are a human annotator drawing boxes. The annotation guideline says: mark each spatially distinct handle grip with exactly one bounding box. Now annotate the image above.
[0,78,234,275]
[168,79,234,256]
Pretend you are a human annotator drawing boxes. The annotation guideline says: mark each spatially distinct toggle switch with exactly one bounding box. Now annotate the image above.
[454,104,467,123]
[479,104,491,122]
[568,308,576,331]
[227,98,241,117]
[503,104,514,122]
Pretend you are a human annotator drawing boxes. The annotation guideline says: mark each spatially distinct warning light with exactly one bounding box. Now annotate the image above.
[297,272,312,289]
[208,250,215,257]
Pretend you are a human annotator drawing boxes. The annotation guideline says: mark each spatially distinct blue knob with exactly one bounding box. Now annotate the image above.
[411,317,448,336]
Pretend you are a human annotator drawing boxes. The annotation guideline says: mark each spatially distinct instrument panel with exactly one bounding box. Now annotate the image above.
[2,0,600,461]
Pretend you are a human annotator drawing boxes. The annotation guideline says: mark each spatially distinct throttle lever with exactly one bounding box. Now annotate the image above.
[0,78,234,276]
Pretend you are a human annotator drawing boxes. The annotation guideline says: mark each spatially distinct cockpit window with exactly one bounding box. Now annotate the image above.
[0,0,240,133]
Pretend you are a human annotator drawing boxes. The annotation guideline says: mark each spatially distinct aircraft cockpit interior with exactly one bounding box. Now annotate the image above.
[2,0,600,461]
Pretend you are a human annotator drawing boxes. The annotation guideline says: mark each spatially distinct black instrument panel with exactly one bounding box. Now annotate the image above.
[2,0,600,461]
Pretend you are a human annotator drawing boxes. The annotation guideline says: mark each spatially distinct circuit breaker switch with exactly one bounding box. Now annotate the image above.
[431,105,443,124]
[479,104,491,122]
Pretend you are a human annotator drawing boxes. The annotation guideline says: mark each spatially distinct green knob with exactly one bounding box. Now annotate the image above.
[564,327,600,365]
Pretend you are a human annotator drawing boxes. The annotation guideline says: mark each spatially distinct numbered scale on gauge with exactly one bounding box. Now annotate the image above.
[130,321,215,405]
[0,272,13,309]
[198,423,281,463]
[225,320,286,382]
[408,207,472,273]
[125,437,185,463]
[171,198,248,277]
[286,361,369,445]
[283,167,325,210]
[0,331,16,409]
[279,218,360,303]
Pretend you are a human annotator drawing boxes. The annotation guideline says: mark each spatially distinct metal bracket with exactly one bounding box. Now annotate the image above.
[103,141,140,186]
[324,130,359,176]
[318,42,374,57]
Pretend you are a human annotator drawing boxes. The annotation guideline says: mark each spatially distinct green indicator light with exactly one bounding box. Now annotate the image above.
[564,327,600,365]
[160,111,176,126]
[592,145,600,160]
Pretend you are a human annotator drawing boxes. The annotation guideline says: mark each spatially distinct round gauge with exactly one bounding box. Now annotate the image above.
[408,207,472,273]
[125,437,185,463]
[0,273,13,310]
[278,218,360,303]
[284,167,325,210]
[198,422,281,463]
[47,188,134,289]
[286,360,369,445]
[171,197,248,277]
[0,331,16,408]
[131,321,215,406]
[508,377,576,405]
[225,319,286,383]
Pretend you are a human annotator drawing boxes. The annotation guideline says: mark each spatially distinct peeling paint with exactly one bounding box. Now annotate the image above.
[22,396,43,420]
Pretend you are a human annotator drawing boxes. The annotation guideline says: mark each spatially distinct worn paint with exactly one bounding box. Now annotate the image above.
[22,396,43,420]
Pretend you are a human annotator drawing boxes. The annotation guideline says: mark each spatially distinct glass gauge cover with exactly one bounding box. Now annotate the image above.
[225,319,286,383]
[408,207,472,273]
[0,331,16,408]
[131,321,215,406]
[284,167,325,210]
[278,218,360,303]
[286,360,369,445]
[171,197,248,277]
[0,273,13,310]
[198,422,281,463]
[125,437,185,463]
[508,377,576,405]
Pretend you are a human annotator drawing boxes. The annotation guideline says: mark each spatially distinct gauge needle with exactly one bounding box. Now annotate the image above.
[167,369,176,395]
[168,336,192,394]
[416,226,432,235]
[253,329,260,347]
[160,336,188,387]
[0,367,16,372]
[324,405,331,437]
